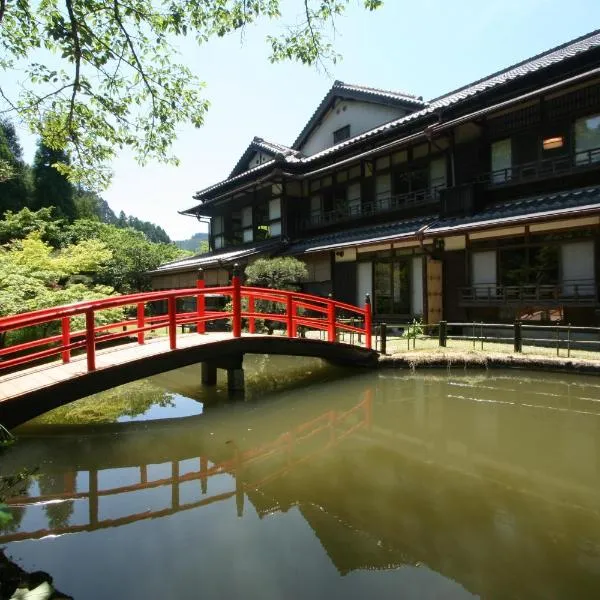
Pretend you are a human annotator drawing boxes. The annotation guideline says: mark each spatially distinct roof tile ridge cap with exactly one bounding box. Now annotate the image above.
[340,81,422,100]
[428,28,600,103]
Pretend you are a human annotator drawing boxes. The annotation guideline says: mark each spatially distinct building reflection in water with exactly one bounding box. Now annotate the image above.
[1,372,600,598]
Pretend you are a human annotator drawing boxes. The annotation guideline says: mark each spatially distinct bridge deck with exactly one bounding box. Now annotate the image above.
[0,332,230,400]
[0,332,378,428]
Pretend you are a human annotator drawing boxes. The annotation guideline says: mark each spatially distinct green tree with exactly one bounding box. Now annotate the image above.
[245,257,308,290]
[0,232,121,347]
[0,1,382,187]
[0,121,31,215]
[65,220,183,292]
[0,207,63,246]
[32,142,76,221]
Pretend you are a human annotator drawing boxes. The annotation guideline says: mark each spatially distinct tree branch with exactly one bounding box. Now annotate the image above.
[64,0,82,136]
[0,0,6,25]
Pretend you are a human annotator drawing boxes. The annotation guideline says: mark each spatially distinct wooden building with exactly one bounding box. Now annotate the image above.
[152,30,600,325]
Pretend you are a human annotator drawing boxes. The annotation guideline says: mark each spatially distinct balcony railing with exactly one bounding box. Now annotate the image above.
[459,280,599,306]
[302,184,443,230]
[482,147,600,187]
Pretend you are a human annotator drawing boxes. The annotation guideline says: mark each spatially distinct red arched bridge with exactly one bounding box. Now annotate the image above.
[0,271,377,428]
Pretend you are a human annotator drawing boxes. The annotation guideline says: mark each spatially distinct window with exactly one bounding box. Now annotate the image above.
[310,195,321,224]
[429,156,447,192]
[347,183,361,216]
[212,215,224,249]
[575,114,600,165]
[242,206,253,243]
[333,125,350,145]
[491,138,512,183]
[374,260,411,315]
[542,136,564,151]
[375,173,391,211]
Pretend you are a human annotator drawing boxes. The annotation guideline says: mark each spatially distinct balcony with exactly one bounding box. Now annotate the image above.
[459,280,599,307]
[302,185,442,230]
[481,147,600,187]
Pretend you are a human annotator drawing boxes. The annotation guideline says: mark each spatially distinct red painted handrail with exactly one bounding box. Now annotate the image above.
[0,282,373,373]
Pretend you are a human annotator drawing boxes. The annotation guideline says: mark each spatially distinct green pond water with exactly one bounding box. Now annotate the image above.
[1,357,600,599]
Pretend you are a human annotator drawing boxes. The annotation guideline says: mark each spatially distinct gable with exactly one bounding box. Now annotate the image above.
[299,99,408,156]
[248,150,274,170]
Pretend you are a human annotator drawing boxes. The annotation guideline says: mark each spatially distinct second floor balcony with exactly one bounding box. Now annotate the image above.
[301,182,444,231]
[481,147,600,188]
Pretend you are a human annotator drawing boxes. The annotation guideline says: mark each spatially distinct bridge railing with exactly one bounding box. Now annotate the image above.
[0,269,372,374]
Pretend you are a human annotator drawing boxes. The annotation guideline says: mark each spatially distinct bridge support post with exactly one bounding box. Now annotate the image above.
[196,269,206,334]
[137,302,145,345]
[201,362,217,386]
[227,367,245,393]
[232,263,242,338]
[364,294,372,350]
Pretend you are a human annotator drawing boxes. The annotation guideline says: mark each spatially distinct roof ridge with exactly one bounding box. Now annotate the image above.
[335,80,423,101]
[430,28,600,102]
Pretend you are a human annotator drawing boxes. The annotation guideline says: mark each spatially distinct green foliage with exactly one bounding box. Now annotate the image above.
[64,219,183,292]
[32,141,76,221]
[0,207,63,245]
[0,120,31,215]
[0,0,383,187]
[245,257,308,291]
[175,232,209,252]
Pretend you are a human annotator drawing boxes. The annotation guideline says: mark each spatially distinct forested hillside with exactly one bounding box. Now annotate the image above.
[0,119,189,333]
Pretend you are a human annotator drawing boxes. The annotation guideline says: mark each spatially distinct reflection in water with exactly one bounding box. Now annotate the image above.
[1,364,600,599]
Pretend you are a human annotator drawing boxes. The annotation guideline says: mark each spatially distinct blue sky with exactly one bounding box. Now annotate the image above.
[10,0,600,239]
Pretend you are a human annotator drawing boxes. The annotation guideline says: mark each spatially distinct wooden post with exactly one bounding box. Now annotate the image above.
[168,295,177,350]
[85,309,96,372]
[380,322,387,354]
[514,320,522,353]
[286,294,293,338]
[137,302,145,345]
[196,268,206,334]
[171,461,180,509]
[364,293,372,350]
[88,469,98,527]
[327,295,336,343]
[200,456,208,495]
[61,316,71,364]
[439,320,447,347]
[232,263,241,338]
[248,294,256,334]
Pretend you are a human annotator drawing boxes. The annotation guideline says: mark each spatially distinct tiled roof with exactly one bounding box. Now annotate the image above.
[189,29,600,204]
[284,216,432,255]
[229,137,303,178]
[427,186,600,235]
[291,80,426,151]
[298,29,600,163]
[153,239,285,274]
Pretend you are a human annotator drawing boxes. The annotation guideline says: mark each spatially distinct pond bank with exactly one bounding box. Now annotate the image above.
[377,350,600,375]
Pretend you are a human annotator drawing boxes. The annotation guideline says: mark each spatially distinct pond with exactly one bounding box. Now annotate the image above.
[1,357,600,599]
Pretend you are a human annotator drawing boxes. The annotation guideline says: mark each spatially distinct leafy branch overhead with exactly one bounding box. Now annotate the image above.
[0,0,383,187]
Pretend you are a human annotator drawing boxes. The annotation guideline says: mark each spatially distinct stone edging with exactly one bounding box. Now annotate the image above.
[377,352,600,375]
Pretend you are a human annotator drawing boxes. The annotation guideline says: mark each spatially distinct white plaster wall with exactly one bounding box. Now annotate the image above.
[411,256,424,316]
[300,101,406,156]
[248,151,272,169]
[357,261,372,307]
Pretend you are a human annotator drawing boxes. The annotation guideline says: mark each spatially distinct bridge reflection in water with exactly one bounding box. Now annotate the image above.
[2,371,600,599]
[1,393,372,543]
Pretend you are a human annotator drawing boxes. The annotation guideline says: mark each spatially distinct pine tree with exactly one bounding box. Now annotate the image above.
[0,121,31,216]
[32,142,76,221]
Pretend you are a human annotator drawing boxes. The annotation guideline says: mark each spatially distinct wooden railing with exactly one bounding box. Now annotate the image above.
[0,269,372,373]
[301,183,444,230]
[459,280,599,306]
[482,146,600,186]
